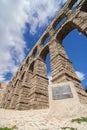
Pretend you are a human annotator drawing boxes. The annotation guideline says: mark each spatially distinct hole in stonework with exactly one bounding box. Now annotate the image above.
[21,72,25,80]
[40,45,52,84]
[20,66,23,71]
[43,36,50,45]
[42,33,50,46]
[54,17,67,31]
[34,51,37,57]
[80,1,87,12]
[46,53,52,84]
[71,0,81,10]
[85,87,87,93]
[26,57,29,64]
[29,61,35,73]
[62,29,87,90]
[33,47,37,57]
[14,79,18,87]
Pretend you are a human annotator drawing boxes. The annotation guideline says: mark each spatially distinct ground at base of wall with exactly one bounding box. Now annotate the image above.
[0,109,87,130]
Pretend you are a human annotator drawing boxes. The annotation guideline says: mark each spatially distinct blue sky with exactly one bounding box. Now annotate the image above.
[0,0,87,89]
[63,29,87,88]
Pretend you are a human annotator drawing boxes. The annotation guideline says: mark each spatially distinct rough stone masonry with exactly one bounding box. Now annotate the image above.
[0,83,7,107]
[1,0,87,110]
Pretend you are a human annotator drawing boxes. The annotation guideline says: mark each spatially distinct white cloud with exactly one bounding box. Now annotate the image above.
[27,0,67,34]
[0,0,28,82]
[76,71,85,81]
[0,0,68,82]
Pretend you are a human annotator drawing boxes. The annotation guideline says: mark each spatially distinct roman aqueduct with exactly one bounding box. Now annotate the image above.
[1,0,87,110]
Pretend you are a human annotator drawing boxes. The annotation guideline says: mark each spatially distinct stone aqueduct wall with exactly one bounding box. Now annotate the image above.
[0,83,7,107]
[1,0,87,110]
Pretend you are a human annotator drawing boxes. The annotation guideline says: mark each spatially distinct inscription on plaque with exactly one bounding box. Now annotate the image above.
[52,85,73,100]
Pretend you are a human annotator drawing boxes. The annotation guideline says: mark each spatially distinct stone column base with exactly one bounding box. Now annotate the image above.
[48,82,87,119]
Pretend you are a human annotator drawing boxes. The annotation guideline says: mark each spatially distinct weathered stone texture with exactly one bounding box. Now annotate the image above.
[0,83,7,107]
[1,0,87,110]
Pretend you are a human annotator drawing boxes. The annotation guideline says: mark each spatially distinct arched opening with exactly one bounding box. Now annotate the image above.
[46,53,52,84]
[41,32,50,46]
[71,0,81,10]
[56,21,76,41]
[29,61,35,73]
[21,72,25,80]
[52,15,67,31]
[62,29,87,90]
[40,45,52,84]
[20,66,23,71]
[26,57,29,64]
[32,46,38,57]
[14,79,19,87]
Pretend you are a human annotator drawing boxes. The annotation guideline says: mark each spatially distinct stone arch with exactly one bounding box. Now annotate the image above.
[71,0,81,10]
[55,20,87,103]
[20,72,25,80]
[20,66,23,71]
[56,20,87,42]
[25,57,30,64]
[55,20,87,83]
[39,44,52,84]
[14,79,19,87]
[32,46,38,57]
[52,14,67,31]
[56,21,76,41]
[62,28,87,86]
[39,45,49,61]
[28,60,35,73]
[54,17,67,31]
[41,32,50,46]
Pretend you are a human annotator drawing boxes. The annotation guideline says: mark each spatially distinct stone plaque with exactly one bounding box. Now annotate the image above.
[52,85,73,100]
